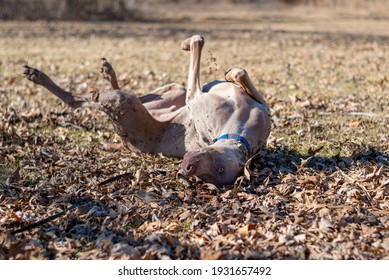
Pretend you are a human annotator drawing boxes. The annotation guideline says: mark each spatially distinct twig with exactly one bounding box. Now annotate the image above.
[336,167,355,184]
[97,172,132,187]
[10,172,132,235]
[349,112,389,118]
[11,201,82,234]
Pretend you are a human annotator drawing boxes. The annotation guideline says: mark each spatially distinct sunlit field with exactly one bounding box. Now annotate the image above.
[1,6,388,259]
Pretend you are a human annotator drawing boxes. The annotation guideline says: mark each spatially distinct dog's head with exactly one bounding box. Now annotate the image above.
[181,143,247,186]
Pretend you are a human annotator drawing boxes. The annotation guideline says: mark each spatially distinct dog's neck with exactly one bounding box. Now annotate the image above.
[213,134,251,160]
[211,138,250,164]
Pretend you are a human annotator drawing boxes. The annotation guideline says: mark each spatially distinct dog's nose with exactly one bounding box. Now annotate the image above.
[185,163,196,175]
[182,150,201,176]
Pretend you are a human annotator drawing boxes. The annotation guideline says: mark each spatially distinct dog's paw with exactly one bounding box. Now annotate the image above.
[181,35,204,51]
[23,65,48,85]
[100,57,115,81]
[181,38,191,51]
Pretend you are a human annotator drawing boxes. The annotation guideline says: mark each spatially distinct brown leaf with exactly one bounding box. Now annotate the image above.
[307,146,324,156]
[361,224,377,237]
[91,91,99,102]
[297,175,320,186]
[319,217,334,232]
[109,243,141,260]
[179,210,191,221]
[237,223,256,235]
[6,167,20,184]
[164,222,179,231]
[294,234,306,243]
[349,121,361,127]
[364,165,384,182]
[200,250,225,260]
[318,207,330,217]
[292,156,313,170]
[381,238,389,252]
[243,157,253,180]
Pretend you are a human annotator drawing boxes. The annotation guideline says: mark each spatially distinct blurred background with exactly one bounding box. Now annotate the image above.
[1,0,389,21]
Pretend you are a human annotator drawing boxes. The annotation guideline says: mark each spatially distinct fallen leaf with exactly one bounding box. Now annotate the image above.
[361,224,377,237]
[237,224,256,235]
[200,250,224,260]
[297,176,320,186]
[319,217,334,232]
[6,167,20,184]
[294,234,306,243]
[381,238,389,252]
[349,121,361,127]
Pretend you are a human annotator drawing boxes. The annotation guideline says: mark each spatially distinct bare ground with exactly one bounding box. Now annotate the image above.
[0,8,388,259]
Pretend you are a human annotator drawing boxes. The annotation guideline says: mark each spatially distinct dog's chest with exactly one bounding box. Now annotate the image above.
[190,94,240,139]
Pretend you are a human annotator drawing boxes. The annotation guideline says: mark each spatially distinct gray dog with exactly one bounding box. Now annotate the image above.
[23,35,271,185]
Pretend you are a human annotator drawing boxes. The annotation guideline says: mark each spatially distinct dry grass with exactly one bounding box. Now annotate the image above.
[0,9,388,259]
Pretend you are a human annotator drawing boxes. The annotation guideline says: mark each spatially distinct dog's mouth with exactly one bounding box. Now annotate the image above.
[177,168,220,186]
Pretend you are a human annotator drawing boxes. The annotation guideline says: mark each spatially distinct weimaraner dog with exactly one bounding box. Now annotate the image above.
[23,35,271,185]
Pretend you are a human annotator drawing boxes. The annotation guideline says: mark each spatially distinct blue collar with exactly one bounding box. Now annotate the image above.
[213,134,251,155]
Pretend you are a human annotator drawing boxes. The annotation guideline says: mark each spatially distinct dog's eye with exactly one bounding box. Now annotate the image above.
[217,167,224,174]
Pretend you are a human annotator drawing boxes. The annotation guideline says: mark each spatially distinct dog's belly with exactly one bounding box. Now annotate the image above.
[190,83,251,141]
[156,82,270,157]
[189,82,270,153]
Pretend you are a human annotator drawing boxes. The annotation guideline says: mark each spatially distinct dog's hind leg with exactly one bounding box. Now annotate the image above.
[23,65,101,110]
[23,65,168,153]
[101,58,120,90]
